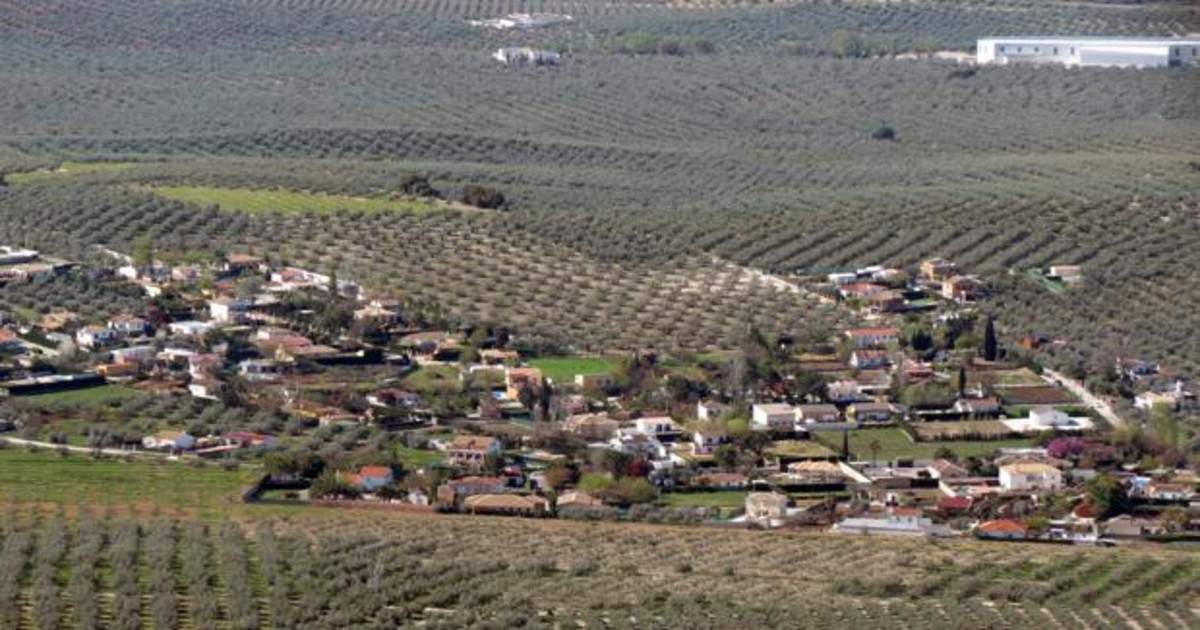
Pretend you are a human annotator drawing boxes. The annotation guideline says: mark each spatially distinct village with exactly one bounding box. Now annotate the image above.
[0,243,1197,545]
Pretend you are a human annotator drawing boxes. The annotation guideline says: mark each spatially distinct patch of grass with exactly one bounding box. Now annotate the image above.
[1025,269,1067,295]
[143,185,452,215]
[392,445,442,470]
[6,161,136,184]
[815,426,1034,461]
[659,490,747,509]
[527,356,620,382]
[15,384,142,406]
[400,364,462,394]
[0,448,254,517]
[974,367,1045,387]
[765,439,835,458]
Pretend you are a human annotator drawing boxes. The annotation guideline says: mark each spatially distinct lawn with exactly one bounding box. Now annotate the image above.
[15,384,142,406]
[0,448,255,517]
[527,356,620,381]
[400,364,462,394]
[659,490,748,509]
[392,444,442,470]
[144,185,452,215]
[6,161,136,184]
[814,426,1035,461]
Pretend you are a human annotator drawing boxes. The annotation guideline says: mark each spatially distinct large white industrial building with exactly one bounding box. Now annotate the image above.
[976,37,1200,68]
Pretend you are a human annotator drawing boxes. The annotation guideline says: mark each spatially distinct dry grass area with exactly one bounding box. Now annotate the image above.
[911,420,1018,441]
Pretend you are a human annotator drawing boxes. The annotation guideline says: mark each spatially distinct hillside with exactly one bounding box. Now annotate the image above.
[1,0,1198,371]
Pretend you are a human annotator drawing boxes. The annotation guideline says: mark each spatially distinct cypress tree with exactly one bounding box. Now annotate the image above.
[982,317,998,361]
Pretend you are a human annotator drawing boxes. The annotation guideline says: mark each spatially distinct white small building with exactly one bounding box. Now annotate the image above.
[977,37,1200,69]
[493,47,560,66]
[108,315,149,337]
[143,431,196,451]
[238,359,279,382]
[75,325,119,349]
[169,321,214,337]
[0,246,39,265]
[999,461,1063,492]
[208,298,251,324]
[751,403,796,431]
[696,400,727,421]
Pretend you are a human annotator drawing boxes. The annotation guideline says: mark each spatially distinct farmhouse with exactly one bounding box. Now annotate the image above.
[941,275,986,303]
[844,327,899,349]
[505,367,543,400]
[75,325,119,349]
[848,402,901,424]
[998,461,1063,492]
[751,403,795,431]
[563,413,619,441]
[919,257,957,282]
[977,37,1200,69]
[463,493,548,517]
[447,435,502,470]
[1048,265,1083,284]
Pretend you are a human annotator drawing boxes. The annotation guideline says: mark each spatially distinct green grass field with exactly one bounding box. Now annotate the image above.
[392,445,442,470]
[0,448,255,517]
[400,364,462,394]
[659,490,748,509]
[6,161,136,184]
[13,384,142,406]
[145,185,451,215]
[815,426,1035,461]
[527,357,620,381]
[1026,269,1068,295]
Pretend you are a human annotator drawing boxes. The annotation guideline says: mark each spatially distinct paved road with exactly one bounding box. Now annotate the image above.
[1042,368,1125,428]
[0,436,173,458]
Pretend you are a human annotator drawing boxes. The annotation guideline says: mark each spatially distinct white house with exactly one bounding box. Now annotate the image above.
[999,461,1063,492]
[635,416,682,439]
[108,315,149,337]
[692,429,730,455]
[75,325,119,349]
[696,400,727,421]
[142,431,196,451]
[208,298,251,324]
[751,403,796,431]
[977,37,1200,69]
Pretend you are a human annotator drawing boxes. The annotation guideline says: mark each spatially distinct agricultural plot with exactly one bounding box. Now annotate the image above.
[144,184,454,215]
[910,420,1018,442]
[0,506,1195,629]
[0,449,254,517]
[13,384,142,406]
[4,161,136,184]
[816,426,1035,461]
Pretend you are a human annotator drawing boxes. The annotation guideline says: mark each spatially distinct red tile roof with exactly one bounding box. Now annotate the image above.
[358,466,392,478]
[978,519,1027,534]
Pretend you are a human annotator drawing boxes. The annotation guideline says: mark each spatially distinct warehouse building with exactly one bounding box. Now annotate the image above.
[976,37,1200,68]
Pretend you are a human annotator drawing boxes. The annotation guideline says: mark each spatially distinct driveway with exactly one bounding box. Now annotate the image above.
[1042,368,1125,428]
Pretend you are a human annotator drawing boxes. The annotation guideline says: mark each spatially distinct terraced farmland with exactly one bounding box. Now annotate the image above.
[0,504,1196,629]
[0,0,1197,374]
